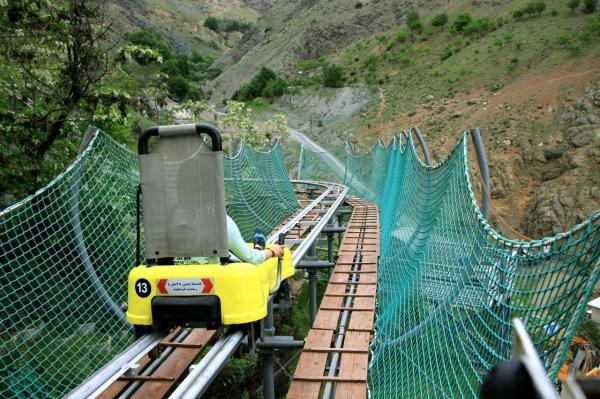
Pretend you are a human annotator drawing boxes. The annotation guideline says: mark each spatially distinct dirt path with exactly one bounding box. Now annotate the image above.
[377,87,386,119]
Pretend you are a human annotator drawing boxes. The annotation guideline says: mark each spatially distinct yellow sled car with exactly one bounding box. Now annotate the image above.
[126,248,293,328]
[126,123,293,331]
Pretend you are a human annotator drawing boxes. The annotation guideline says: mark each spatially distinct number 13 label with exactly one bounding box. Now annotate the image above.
[135,278,151,298]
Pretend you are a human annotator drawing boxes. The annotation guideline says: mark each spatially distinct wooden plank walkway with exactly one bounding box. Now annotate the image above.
[287,197,379,399]
[98,328,216,399]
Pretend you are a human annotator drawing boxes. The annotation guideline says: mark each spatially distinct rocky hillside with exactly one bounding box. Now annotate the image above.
[210,0,599,239]
[208,0,443,100]
[106,0,274,55]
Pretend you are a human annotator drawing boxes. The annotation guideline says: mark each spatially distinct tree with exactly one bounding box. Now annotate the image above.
[232,67,283,101]
[167,76,190,99]
[0,0,123,199]
[262,78,286,98]
[583,0,598,13]
[125,30,173,59]
[453,12,473,32]
[406,10,424,40]
[430,13,449,30]
[465,17,495,36]
[223,19,241,32]
[532,1,546,14]
[204,16,220,32]
[568,0,581,13]
[219,101,288,151]
[322,64,345,88]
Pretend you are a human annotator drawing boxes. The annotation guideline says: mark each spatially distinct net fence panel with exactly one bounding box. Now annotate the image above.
[346,140,389,203]
[298,145,348,184]
[225,141,299,241]
[299,132,599,398]
[0,129,298,398]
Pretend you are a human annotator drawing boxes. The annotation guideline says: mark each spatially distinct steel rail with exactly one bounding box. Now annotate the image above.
[65,332,166,399]
[168,330,245,399]
[267,180,334,244]
[291,182,348,265]
[120,328,193,397]
[171,181,347,399]
[71,181,345,399]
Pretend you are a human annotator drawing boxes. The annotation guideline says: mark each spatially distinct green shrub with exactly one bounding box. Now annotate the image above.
[558,35,571,45]
[465,16,495,36]
[543,148,564,160]
[513,2,546,19]
[407,10,424,39]
[576,317,600,348]
[568,0,581,13]
[167,76,190,99]
[322,63,345,87]
[513,9,525,19]
[440,48,453,60]
[223,19,240,32]
[262,78,287,98]
[204,16,220,32]
[364,54,378,71]
[453,13,473,32]
[355,1,363,8]
[567,41,582,52]
[584,0,598,13]
[587,12,600,32]
[232,66,284,101]
[395,29,408,43]
[579,30,592,42]
[430,13,449,29]
[375,34,388,42]
[550,8,558,16]
[125,30,173,59]
[297,58,325,71]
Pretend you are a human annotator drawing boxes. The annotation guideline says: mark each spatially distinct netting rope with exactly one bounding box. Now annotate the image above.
[0,128,299,398]
[299,131,599,398]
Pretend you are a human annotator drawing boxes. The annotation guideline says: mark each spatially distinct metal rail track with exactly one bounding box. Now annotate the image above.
[66,181,348,399]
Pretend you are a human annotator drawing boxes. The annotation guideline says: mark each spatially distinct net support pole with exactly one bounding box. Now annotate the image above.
[70,126,126,324]
[297,143,304,180]
[411,126,431,166]
[262,298,275,399]
[327,231,334,278]
[469,127,491,219]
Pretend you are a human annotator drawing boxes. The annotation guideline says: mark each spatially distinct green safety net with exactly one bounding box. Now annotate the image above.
[298,144,348,184]
[0,128,298,399]
[300,133,599,398]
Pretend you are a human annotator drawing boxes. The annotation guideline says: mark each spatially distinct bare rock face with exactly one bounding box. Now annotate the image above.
[520,79,600,238]
[562,80,600,148]
[242,0,276,13]
[520,172,599,237]
[298,23,363,59]
[521,145,599,238]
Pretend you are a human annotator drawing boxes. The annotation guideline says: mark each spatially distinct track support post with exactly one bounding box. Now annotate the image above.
[262,298,276,399]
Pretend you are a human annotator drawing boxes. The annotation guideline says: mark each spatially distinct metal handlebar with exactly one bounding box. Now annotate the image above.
[138,123,223,154]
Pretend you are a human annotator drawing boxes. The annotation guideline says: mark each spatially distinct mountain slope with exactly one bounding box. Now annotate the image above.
[106,0,274,56]
[208,0,444,100]
[210,0,599,238]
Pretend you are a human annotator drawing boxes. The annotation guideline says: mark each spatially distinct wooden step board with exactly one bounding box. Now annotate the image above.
[287,197,379,399]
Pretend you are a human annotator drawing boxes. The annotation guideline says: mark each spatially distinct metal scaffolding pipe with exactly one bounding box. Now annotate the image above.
[411,126,432,166]
[469,127,491,219]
